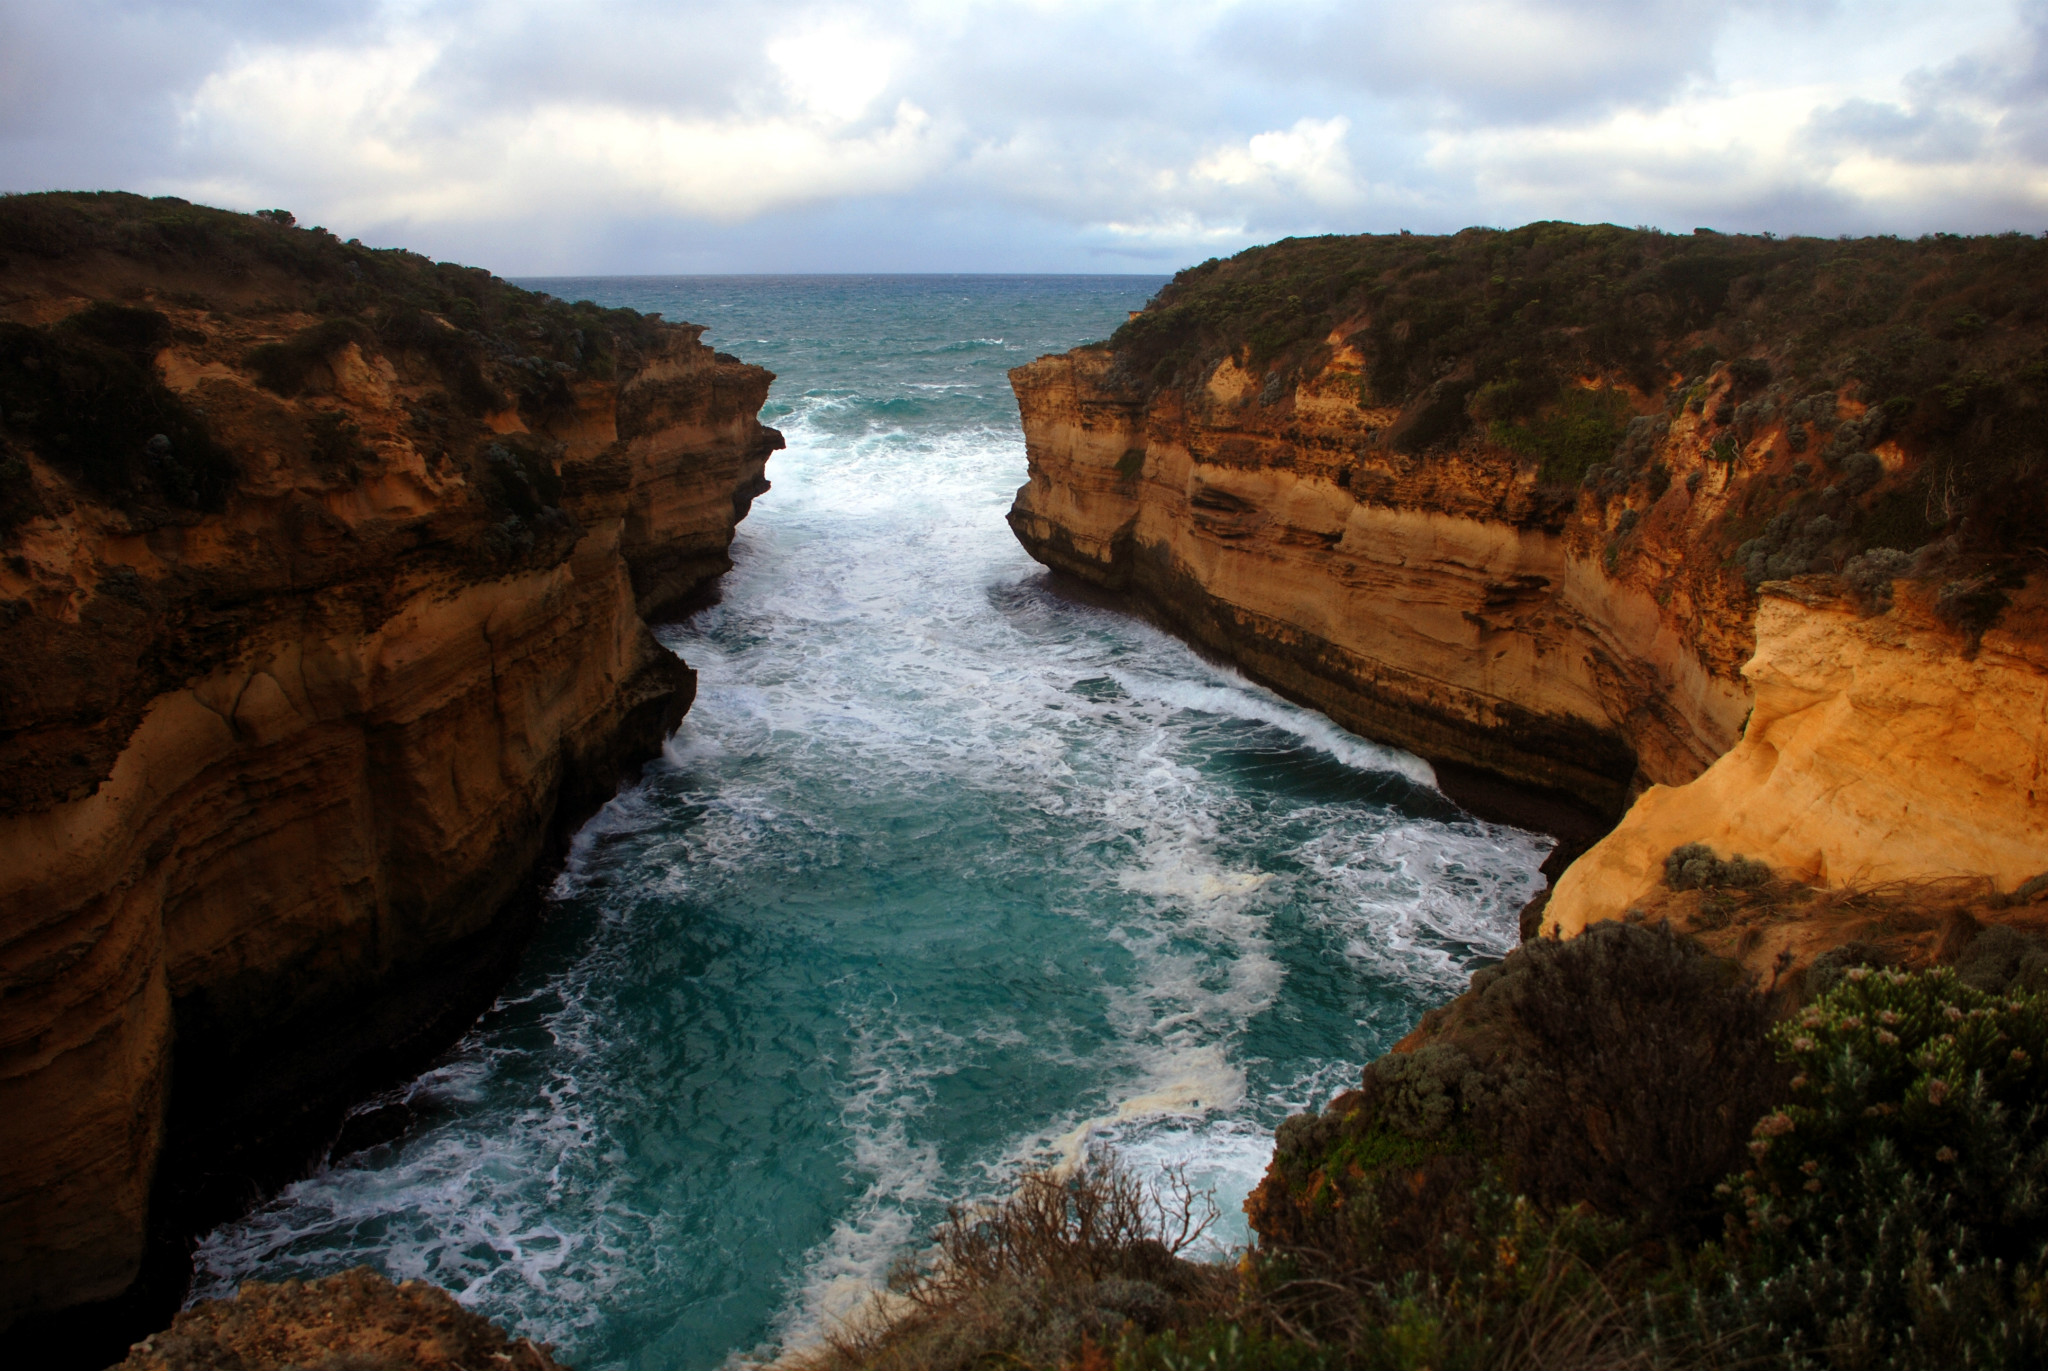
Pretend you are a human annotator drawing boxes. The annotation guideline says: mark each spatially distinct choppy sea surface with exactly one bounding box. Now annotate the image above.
[189,276,1546,1370]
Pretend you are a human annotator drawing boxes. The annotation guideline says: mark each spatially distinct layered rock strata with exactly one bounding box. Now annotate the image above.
[1011,226,2046,930]
[0,194,780,1344]
[1009,346,1751,825]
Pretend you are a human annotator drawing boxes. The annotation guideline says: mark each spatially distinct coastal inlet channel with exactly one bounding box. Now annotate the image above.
[188,275,1547,1370]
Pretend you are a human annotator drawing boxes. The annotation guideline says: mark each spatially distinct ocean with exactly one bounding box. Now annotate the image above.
[187,275,1546,1370]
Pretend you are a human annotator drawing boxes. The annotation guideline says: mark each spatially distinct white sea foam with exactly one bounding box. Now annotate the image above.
[193,280,1543,1371]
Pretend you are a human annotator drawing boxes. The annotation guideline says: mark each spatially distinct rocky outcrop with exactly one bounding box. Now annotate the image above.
[1011,224,2047,928]
[113,1267,568,1370]
[0,194,779,1347]
[1009,346,1751,826]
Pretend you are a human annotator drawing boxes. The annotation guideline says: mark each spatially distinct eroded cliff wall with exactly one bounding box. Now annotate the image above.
[1011,225,2046,923]
[0,194,780,1334]
[1546,582,2048,937]
[1010,346,1752,822]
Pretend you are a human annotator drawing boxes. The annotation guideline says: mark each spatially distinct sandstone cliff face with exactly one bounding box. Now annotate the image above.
[1011,225,2047,935]
[0,195,780,1336]
[1010,345,1752,821]
[1547,581,2048,937]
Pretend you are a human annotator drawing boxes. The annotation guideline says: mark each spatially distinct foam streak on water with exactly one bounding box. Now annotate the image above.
[189,278,1547,1371]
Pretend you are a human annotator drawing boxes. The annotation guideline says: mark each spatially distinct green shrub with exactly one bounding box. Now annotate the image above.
[1489,386,1631,484]
[304,410,371,481]
[1261,922,1784,1258]
[376,305,502,414]
[1663,842,1772,890]
[1719,968,2048,1367]
[1390,377,1476,453]
[1955,925,2048,995]
[0,316,234,510]
[245,318,374,396]
[1804,940,1890,997]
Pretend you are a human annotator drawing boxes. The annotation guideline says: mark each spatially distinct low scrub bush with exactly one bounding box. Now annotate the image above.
[245,318,375,396]
[0,313,234,511]
[1663,843,1771,891]
[804,1155,1229,1371]
[1489,386,1632,484]
[1255,922,1783,1264]
[1716,968,2048,1366]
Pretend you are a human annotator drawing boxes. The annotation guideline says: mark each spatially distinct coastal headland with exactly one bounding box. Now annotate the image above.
[1008,224,2048,952]
[0,193,779,1359]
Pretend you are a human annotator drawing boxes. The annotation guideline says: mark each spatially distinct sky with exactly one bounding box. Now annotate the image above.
[2,0,2045,274]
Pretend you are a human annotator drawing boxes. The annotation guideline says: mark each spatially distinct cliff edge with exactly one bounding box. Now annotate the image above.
[0,193,780,1349]
[1009,224,2046,939]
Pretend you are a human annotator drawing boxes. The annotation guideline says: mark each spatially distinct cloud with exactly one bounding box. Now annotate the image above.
[1,0,2043,272]
[1194,118,1360,206]
[1806,98,1988,165]
[174,25,953,226]
[1211,0,1741,124]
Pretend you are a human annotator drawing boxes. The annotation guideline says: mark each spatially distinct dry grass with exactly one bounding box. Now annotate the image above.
[788,1153,1233,1371]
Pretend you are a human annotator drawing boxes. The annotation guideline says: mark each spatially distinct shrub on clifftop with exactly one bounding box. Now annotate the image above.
[1716,968,2048,1365]
[1250,920,1785,1264]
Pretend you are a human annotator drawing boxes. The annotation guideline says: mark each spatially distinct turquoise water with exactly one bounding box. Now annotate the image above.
[189,277,1547,1370]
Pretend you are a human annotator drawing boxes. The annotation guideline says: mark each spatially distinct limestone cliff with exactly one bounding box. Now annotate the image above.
[1009,345,1749,824]
[1010,225,2047,913]
[1546,579,2048,938]
[0,193,780,1344]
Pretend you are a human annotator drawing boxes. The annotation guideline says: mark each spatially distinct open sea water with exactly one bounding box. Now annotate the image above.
[188,276,1548,1369]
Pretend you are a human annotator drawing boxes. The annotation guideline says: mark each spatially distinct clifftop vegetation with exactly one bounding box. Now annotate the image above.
[0,191,674,532]
[1108,224,2048,631]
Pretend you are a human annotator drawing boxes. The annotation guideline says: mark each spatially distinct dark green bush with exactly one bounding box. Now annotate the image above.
[376,306,502,414]
[1718,968,2048,1367]
[1389,378,1476,453]
[304,410,371,480]
[245,318,374,396]
[1955,925,2048,995]
[1489,386,1632,484]
[0,317,233,510]
[1664,842,1772,890]
[1263,922,1784,1257]
[1805,940,1891,997]
[64,301,172,357]
[0,437,36,529]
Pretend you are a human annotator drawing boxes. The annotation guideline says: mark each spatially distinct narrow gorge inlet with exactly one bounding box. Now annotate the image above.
[183,276,1546,1368]
[13,200,2042,1371]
